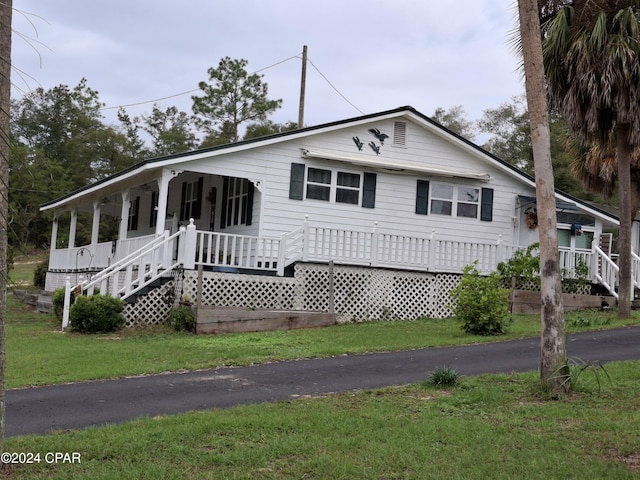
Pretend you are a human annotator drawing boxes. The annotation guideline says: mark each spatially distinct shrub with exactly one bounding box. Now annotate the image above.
[52,287,72,322]
[426,366,460,387]
[168,305,195,332]
[33,260,49,289]
[69,294,125,333]
[496,242,540,289]
[451,262,511,336]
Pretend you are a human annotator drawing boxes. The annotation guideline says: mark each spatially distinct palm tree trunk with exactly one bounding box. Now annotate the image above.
[517,0,568,392]
[616,124,633,318]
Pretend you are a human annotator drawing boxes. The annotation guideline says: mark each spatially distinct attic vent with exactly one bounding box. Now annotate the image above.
[393,121,407,146]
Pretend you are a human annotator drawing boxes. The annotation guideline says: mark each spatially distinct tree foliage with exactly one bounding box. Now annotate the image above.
[540,0,640,318]
[137,104,197,157]
[9,80,139,246]
[430,105,476,139]
[192,57,283,143]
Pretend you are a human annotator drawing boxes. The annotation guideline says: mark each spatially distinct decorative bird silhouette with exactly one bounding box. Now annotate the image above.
[369,141,381,155]
[352,136,364,151]
[368,128,389,145]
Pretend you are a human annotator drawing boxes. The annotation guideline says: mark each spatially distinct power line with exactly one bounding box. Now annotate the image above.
[99,52,364,116]
[305,56,364,115]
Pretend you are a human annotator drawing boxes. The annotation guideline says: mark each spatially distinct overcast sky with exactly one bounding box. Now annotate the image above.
[11,1,525,135]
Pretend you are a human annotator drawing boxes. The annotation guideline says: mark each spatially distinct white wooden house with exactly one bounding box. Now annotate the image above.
[40,106,633,324]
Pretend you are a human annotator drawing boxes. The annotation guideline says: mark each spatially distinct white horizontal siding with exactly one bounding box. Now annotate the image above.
[164,118,542,249]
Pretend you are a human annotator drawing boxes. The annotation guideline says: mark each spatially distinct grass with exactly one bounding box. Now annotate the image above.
[4,365,640,479]
[5,259,640,477]
[6,293,640,389]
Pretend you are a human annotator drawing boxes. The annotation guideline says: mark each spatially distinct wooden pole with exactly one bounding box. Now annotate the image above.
[298,45,308,128]
[328,260,335,314]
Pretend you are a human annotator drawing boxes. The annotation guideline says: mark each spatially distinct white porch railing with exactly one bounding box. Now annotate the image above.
[58,219,629,306]
[116,233,158,259]
[303,225,511,274]
[195,231,281,272]
[49,241,114,271]
[79,229,183,299]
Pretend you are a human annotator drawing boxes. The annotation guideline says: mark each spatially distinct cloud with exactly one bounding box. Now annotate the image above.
[12,0,524,129]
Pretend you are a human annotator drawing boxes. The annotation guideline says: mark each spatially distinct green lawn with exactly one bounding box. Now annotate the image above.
[6,293,640,389]
[5,261,640,478]
[5,364,640,479]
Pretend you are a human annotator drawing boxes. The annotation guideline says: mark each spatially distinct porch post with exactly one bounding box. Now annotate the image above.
[118,190,130,241]
[69,209,78,248]
[179,219,197,269]
[91,200,101,245]
[51,212,59,250]
[427,229,436,272]
[370,221,379,267]
[155,169,172,235]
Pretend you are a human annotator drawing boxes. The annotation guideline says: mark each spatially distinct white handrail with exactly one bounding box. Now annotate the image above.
[78,229,183,299]
[593,245,619,299]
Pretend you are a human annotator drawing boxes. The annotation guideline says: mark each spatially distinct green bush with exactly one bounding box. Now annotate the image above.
[33,260,49,289]
[52,288,71,322]
[496,242,540,289]
[69,294,125,333]
[451,262,511,336]
[168,305,195,332]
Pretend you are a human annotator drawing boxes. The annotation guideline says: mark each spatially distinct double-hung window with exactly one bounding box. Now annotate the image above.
[289,163,376,208]
[336,172,360,205]
[306,168,332,201]
[417,180,490,220]
[430,182,480,218]
[305,167,362,205]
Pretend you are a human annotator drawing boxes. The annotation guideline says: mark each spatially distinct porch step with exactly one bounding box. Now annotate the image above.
[13,290,53,314]
[122,275,173,305]
[194,306,337,335]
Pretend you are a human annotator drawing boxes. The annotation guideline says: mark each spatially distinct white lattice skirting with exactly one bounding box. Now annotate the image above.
[47,264,461,326]
[180,263,459,324]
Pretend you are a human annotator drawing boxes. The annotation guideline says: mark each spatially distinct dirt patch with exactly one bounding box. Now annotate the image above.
[608,447,640,472]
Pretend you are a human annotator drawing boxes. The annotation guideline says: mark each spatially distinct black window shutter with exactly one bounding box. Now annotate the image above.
[289,163,305,200]
[220,177,229,229]
[362,172,377,208]
[245,181,255,225]
[191,177,204,219]
[416,180,430,215]
[180,182,187,221]
[481,187,494,222]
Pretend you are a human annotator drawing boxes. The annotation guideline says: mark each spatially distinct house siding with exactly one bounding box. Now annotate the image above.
[244,119,532,247]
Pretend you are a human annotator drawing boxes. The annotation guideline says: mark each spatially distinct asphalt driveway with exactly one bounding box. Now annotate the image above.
[7,325,640,437]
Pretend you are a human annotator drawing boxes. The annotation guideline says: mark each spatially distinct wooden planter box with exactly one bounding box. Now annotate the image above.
[194,306,336,334]
[510,290,616,314]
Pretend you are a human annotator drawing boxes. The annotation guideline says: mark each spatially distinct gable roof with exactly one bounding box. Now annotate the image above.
[38,105,619,225]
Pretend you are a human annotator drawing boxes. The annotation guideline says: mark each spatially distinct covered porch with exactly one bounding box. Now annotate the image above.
[44,214,633,303]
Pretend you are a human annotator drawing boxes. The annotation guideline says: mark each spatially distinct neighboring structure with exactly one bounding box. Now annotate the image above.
[40,106,631,325]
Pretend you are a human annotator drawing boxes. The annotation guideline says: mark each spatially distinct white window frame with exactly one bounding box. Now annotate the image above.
[305,167,362,205]
[225,177,250,227]
[430,182,480,219]
[183,180,200,220]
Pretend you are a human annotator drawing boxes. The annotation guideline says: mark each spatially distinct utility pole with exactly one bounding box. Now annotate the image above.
[298,45,307,129]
